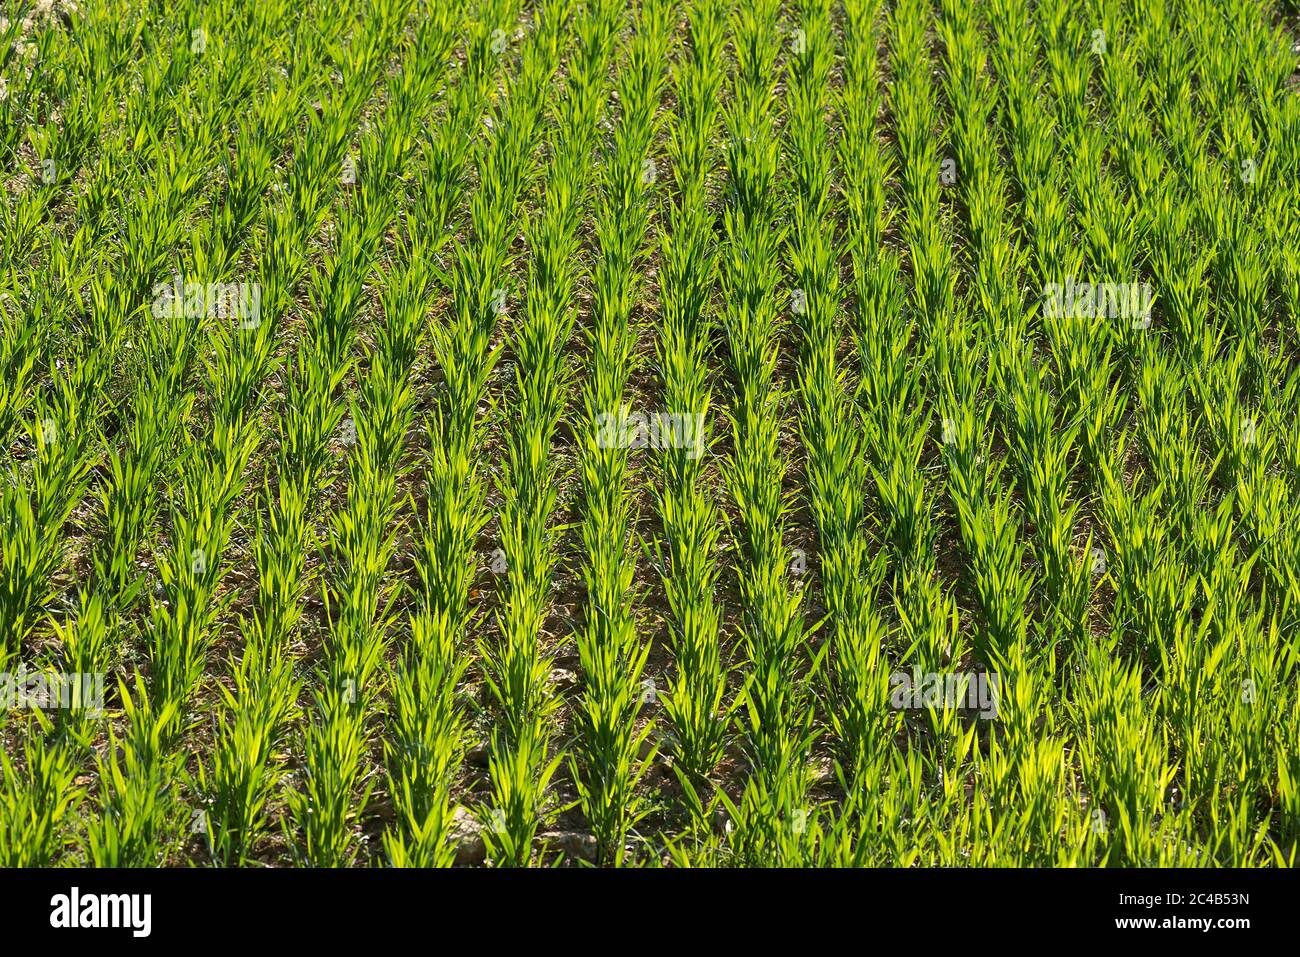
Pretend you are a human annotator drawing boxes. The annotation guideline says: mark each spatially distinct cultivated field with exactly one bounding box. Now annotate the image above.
[1,0,1298,867]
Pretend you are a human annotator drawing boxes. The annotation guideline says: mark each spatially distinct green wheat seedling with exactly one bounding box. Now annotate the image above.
[0,708,82,867]
[484,0,605,866]
[378,26,481,862]
[651,0,731,796]
[85,676,182,867]
[569,0,672,866]
[717,0,821,853]
[285,6,447,866]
